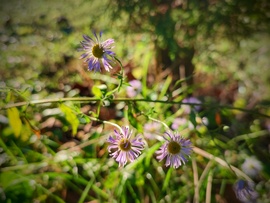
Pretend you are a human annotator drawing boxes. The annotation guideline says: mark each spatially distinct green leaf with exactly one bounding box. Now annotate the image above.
[162,167,173,191]
[92,85,103,98]
[7,107,22,137]
[189,110,197,128]
[104,171,120,189]
[59,104,79,136]
[145,142,162,167]
[127,103,138,129]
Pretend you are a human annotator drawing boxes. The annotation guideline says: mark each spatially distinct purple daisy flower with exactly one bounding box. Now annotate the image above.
[233,180,258,202]
[156,132,192,168]
[107,126,145,167]
[80,32,115,72]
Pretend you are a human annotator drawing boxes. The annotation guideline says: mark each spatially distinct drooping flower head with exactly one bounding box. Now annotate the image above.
[156,131,192,168]
[80,32,115,72]
[241,156,263,178]
[107,126,144,167]
[233,180,258,202]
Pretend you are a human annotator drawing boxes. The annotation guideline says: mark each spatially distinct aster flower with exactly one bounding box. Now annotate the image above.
[241,156,263,178]
[126,80,142,97]
[233,180,258,202]
[80,32,115,72]
[107,126,144,167]
[156,131,192,168]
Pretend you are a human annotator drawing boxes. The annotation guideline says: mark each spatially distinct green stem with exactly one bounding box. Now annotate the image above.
[192,158,199,203]
[104,56,125,98]
[78,177,95,203]
[228,130,268,145]
[206,170,213,203]
[193,147,252,182]
[146,115,170,130]
[1,97,269,118]
[88,116,124,135]
[0,137,18,164]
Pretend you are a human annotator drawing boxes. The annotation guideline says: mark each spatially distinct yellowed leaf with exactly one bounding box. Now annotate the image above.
[7,107,22,137]
[59,104,79,136]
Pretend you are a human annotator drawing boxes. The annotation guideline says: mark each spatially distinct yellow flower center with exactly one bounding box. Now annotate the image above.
[92,44,104,58]
[168,141,181,154]
[119,139,132,151]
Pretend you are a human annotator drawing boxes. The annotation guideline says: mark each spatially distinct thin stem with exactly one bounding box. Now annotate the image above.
[228,130,268,145]
[2,97,100,109]
[104,56,125,97]
[0,137,18,164]
[192,159,199,203]
[206,170,213,203]
[78,177,95,203]
[88,116,124,135]
[198,160,214,190]
[146,115,170,130]
[1,162,48,172]
[2,97,269,118]
[193,147,252,182]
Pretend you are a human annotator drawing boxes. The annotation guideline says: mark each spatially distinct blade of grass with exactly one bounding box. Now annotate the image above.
[0,137,17,164]
[127,181,140,203]
[162,167,172,191]
[206,170,213,203]
[192,159,199,203]
[198,160,214,190]
[78,177,95,203]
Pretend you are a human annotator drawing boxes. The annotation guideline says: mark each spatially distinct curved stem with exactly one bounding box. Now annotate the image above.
[146,115,170,130]
[193,147,252,182]
[206,170,213,203]
[104,57,125,98]
[88,116,124,135]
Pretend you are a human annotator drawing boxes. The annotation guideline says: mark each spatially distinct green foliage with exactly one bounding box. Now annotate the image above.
[59,104,79,136]
[7,107,22,138]
[0,0,270,202]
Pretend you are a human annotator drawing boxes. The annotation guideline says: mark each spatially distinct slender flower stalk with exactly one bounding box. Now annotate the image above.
[80,32,115,72]
[107,126,144,167]
[156,131,192,168]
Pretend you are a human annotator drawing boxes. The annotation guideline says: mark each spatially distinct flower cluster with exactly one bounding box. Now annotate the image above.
[78,34,260,203]
[107,126,192,168]
[80,32,193,168]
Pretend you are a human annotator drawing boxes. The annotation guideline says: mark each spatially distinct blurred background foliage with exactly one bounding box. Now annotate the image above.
[0,0,270,202]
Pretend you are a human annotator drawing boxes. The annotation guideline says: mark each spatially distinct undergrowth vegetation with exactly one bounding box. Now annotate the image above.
[1,0,270,202]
